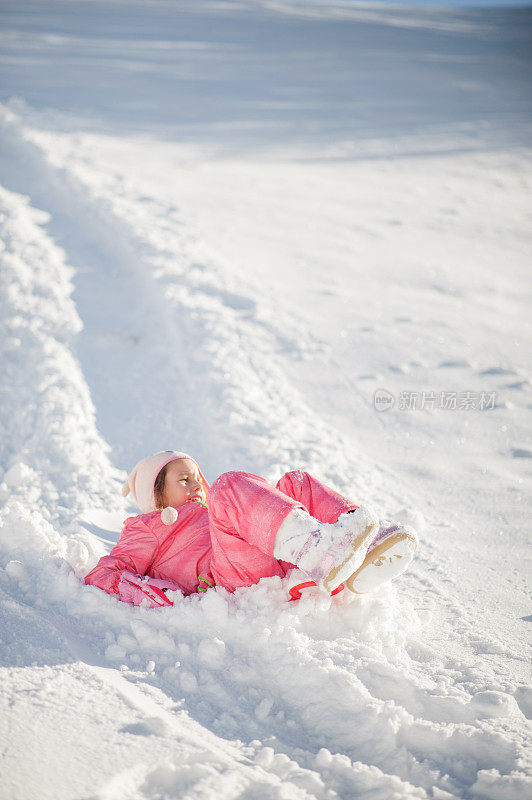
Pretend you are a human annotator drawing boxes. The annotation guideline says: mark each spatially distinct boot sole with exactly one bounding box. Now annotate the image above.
[345,532,418,594]
[321,520,379,593]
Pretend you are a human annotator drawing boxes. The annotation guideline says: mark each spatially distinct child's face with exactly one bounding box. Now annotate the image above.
[161,458,205,509]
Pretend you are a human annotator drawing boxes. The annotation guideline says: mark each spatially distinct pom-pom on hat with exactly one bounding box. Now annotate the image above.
[121,450,210,514]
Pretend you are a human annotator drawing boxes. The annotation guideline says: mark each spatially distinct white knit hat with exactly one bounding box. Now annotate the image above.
[121,450,210,514]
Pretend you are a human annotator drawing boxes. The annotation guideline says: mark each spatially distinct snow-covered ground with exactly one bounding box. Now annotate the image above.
[0,2,531,799]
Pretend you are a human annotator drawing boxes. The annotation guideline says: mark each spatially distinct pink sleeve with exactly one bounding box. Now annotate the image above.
[84,516,160,598]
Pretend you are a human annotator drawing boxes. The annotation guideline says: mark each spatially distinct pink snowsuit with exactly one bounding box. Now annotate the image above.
[84,470,357,599]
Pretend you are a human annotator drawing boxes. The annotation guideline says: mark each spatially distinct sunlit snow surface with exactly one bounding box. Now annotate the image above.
[0,2,531,799]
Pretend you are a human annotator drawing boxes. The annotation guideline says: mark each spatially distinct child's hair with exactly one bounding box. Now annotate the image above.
[154,465,168,509]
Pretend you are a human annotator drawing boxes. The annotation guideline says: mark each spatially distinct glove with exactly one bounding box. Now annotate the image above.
[117,570,182,608]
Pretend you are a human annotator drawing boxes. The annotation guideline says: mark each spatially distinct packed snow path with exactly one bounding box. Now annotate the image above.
[0,2,531,799]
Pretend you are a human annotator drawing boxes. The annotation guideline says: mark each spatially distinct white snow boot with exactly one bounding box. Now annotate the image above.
[344,521,418,595]
[273,505,379,593]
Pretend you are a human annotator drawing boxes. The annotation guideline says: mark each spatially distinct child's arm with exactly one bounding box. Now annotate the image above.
[84,516,182,607]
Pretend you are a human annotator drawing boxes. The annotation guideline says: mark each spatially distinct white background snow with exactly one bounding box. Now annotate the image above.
[0,1,531,799]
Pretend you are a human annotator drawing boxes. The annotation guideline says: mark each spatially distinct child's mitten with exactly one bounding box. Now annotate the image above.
[117,570,182,608]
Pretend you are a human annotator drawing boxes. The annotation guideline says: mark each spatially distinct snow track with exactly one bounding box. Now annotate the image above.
[1,100,530,800]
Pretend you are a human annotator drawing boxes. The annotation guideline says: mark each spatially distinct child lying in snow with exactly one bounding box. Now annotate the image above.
[85,451,418,608]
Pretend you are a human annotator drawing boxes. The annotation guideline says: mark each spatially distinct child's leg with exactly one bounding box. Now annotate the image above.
[276,471,418,594]
[208,469,378,594]
[275,469,358,523]
[208,470,307,592]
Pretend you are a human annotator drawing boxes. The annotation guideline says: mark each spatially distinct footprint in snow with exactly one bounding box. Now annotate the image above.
[479,366,519,376]
[120,717,168,737]
[505,379,530,390]
[431,283,464,297]
[437,359,472,369]
[202,284,257,313]
[510,446,532,459]
[388,363,410,374]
